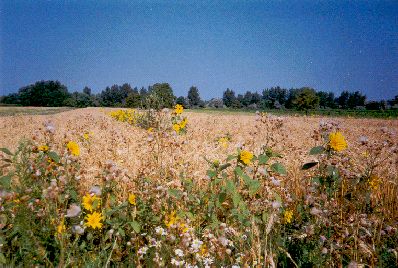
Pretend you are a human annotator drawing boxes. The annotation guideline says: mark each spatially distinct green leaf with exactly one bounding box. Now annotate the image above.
[206,170,217,179]
[234,166,244,177]
[258,154,269,165]
[262,211,269,223]
[129,221,141,233]
[0,175,11,188]
[302,162,318,170]
[226,180,236,194]
[117,228,125,237]
[0,148,12,156]
[48,151,60,163]
[309,146,324,155]
[168,188,182,198]
[218,192,227,203]
[0,252,6,264]
[271,163,287,175]
[226,154,236,162]
[248,180,261,195]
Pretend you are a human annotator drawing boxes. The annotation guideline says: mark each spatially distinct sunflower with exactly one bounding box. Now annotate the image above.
[329,131,347,152]
[84,212,104,229]
[240,150,254,165]
[82,194,101,212]
[67,141,80,156]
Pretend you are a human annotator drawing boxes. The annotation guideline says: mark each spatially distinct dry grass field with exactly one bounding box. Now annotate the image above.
[0,107,397,267]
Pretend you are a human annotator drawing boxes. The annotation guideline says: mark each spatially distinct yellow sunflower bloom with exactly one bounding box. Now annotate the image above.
[67,141,80,156]
[240,150,254,165]
[82,194,101,212]
[37,145,49,152]
[84,212,104,229]
[174,104,183,115]
[173,124,181,133]
[283,209,293,224]
[128,193,136,205]
[329,131,347,152]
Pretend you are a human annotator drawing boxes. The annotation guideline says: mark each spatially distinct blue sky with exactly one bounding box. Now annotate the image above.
[1,0,397,100]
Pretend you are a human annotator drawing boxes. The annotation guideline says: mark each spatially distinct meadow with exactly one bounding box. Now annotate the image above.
[0,106,397,267]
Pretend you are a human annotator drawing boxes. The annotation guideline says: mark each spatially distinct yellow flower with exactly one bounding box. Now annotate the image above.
[179,223,189,233]
[174,104,183,115]
[179,118,187,129]
[147,127,153,132]
[328,131,347,152]
[56,218,66,235]
[37,145,49,152]
[200,244,208,256]
[82,194,101,212]
[173,123,181,133]
[67,141,80,156]
[218,137,229,148]
[128,194,136,205]
[368,175,382,190]
[284,209,293,224]
[83,133,90,140]
[84,212,104,229]
[165,211,178,228]
[240,150,254,165]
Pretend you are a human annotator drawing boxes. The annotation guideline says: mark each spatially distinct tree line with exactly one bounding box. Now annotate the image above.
[1,80,397,112]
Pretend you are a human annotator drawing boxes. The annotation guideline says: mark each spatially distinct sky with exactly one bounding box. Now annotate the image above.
[1,0,397,100]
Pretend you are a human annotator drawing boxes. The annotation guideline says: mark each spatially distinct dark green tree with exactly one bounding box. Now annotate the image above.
[187,86,202,107]
[18,80,70,106]
[149,83,175,109]
[222,88,236,107]
[293,87,320,113]
[176,96,188,108]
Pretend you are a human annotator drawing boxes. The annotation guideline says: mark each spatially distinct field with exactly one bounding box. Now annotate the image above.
[0,107,397,267]
[0,106,75,117]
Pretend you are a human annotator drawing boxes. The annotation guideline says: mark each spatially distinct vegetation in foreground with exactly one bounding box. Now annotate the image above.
[0,105,397,267]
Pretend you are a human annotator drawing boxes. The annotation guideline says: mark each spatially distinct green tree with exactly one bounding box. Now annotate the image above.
[18,80,70,106]
[222,88,236,107]
[126,89,141,108]
[187,86,202,107]
[176,96,188,108]
[293,87,320,113]
[148,83,175,109]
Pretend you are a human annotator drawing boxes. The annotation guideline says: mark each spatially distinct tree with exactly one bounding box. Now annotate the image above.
[222,88,236,107]
[149,83,175,109]
[126,89,141,108]
[83,86,92,96]
[293,87,320,113]
[187,86,201,107]
[347,91,366,109]
[337,91,350,109]
[18,80,70,106]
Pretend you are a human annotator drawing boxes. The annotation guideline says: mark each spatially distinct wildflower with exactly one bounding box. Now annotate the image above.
[67,141,80,156]
[89,185,101,196]
[66,204,81,217]
[174,248,184,257]
[171,258,185,266]
[368,175,382,190]
[174,104,184,115]
[147,127,153,132]
[138,246,148,256]
[128,193,136,205]
[56,218,66,234]
[239,150,254,165]
[203,257,214,265]
[83,132,91,140]
[199,244,208,256]
[165,211,178,227]
[173,123,181,133]
[37,145,49,152]
[218,137,229,148]
[155,226,167,236]
[328,131,347,152]
[190,239,203,252]
[179,223,189,233]
[44,121,55,133]
[82,194,101,212]
[180,118,187,129]
[72,225,85,235]
[284,209,293,224]
[84,211,104,229]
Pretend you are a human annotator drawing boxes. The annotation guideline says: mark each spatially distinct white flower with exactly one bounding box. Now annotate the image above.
[89,185,101,196]
[72,225,84,235]
[218,236,229,246]
[138,246,148,256]
[155,226,167,236]
[272,201,281,209]
[66,204,81,218]
[232,265,240,268]
[203,257,214,265]
[171,258,185,266]
[174,248,184,257]
[190,239,203,252]
[44,121,55,133]
[270,177,281,186]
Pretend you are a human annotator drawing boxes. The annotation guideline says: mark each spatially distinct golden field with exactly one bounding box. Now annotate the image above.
[0,107,397,267]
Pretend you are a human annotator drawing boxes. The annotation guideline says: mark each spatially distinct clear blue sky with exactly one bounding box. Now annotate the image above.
[1,0,397,100]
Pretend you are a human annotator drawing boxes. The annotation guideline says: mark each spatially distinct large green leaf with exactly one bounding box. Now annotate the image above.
[271,162,287,175]
[258,154,269,165]
[302,162,318,170]
[129,221,141,233]
[0,148,12,156]
[309,146,324,155]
